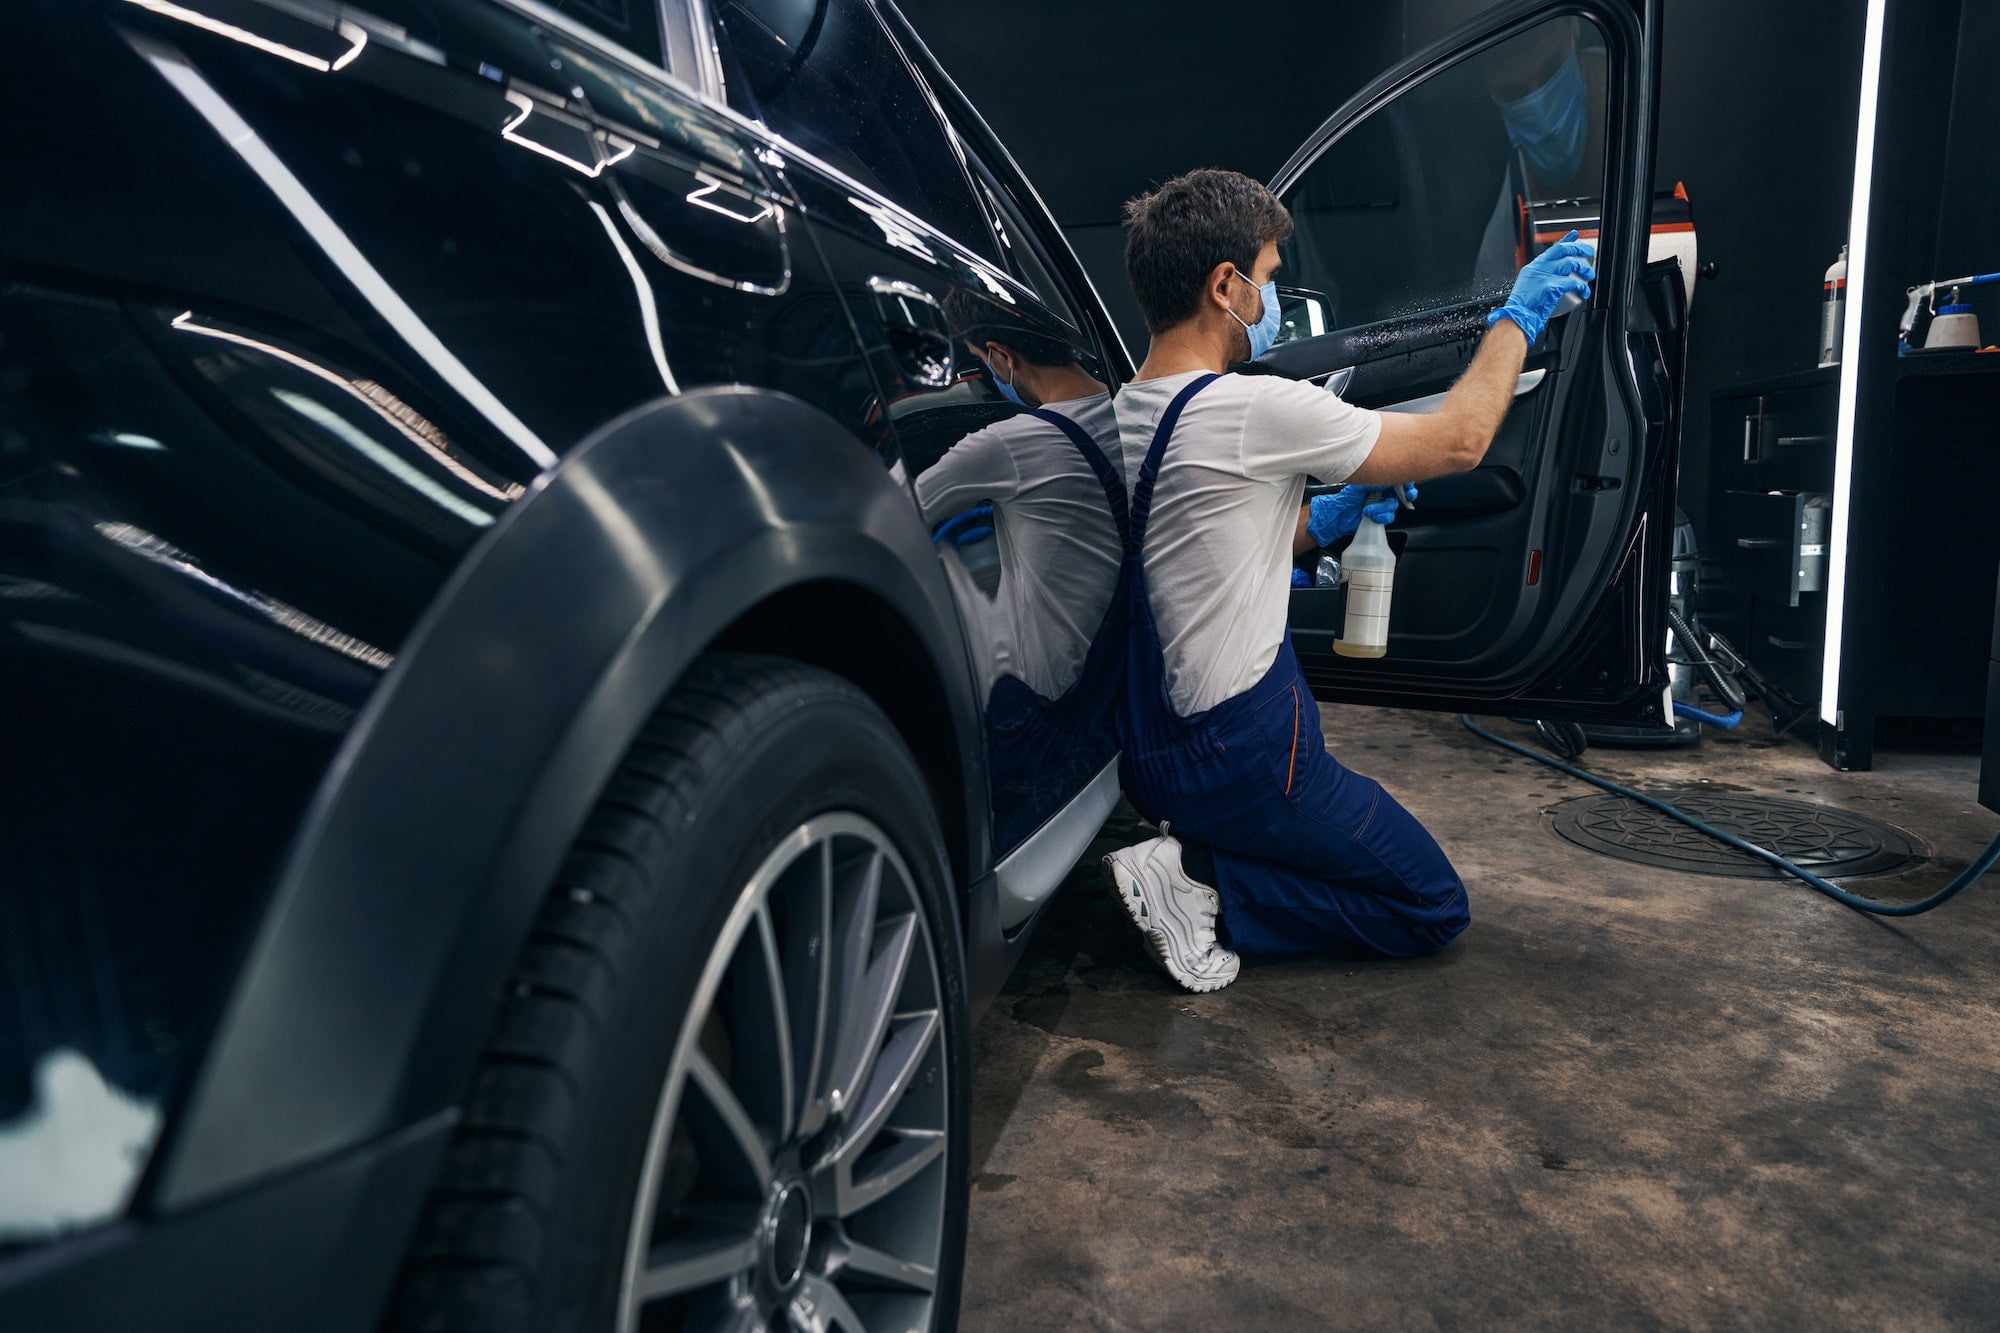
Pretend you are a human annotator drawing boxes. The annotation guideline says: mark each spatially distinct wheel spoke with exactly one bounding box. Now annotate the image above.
[790,839,836,1138]
[824,911,916,1119]
[788,1273,869,1333]
[835,1234,938,1294]
[830,1009,939,1168]
[743,900,796,1142]
[686,1049,774,1192]
[632,1226,759,1301]
[836,1129,945,1218]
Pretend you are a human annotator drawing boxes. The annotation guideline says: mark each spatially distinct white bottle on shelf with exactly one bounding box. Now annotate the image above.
[1818,244,1848,368]
[1333,516,1395,659]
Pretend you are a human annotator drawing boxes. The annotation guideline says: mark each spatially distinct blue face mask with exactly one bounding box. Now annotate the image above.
[992,360,1026,406]
[1498,46,1588,186]
[1229,269,1282,360]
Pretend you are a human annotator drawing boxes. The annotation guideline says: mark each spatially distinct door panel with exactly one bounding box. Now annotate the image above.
[1266,0,1674,724]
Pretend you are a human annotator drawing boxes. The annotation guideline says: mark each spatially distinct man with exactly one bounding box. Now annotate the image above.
[1101,168,1593,992]
[915,292,1125,848]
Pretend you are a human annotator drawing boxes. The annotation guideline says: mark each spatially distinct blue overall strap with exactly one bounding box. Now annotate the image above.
[1128,373,1221,556]
[1029,407,1128,539]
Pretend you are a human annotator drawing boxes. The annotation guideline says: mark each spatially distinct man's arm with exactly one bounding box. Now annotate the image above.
[1344,320,1526,485]
[1347,232,1595,486]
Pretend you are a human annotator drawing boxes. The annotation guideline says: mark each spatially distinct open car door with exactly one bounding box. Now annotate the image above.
[1264,0,1683,726]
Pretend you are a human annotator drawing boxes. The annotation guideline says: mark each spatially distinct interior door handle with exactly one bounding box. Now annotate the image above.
[1380,367,1546,415]
[867,276,954,389]
[1319,366,1355,398]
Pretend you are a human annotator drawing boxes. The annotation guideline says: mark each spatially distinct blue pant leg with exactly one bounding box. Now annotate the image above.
[1198,687,1469,958]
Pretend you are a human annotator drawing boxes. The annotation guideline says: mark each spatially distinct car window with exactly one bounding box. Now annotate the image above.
[709,0,997,262]
[1276,14,1609,340]
[964,154,1082,335]
[534,0,665,62]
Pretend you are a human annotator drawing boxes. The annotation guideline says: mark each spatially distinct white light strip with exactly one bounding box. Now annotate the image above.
[131,34,559,470]
[587,201,681,395]
[172,314,523,500]
[1821,0,1889,727]
[122,0,350,71]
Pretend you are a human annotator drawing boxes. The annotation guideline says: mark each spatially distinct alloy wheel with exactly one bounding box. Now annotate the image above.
[618,813,950,1332]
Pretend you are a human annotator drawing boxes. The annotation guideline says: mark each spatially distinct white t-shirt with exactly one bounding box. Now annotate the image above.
[1111,371,1381,716]
[915,393,1123,701]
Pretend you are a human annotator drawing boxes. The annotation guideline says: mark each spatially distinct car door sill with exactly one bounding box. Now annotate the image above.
[994,755,1122,931]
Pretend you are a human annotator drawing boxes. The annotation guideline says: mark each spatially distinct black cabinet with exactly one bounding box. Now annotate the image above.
[1701,367,1837,719]
[1708,357,2000,768]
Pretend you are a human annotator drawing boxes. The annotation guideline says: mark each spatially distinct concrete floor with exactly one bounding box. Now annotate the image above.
[962,706,2000,1329]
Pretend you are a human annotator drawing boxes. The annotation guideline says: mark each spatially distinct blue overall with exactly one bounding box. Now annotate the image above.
[1114,375,1470,957]
[983,406,1130,850]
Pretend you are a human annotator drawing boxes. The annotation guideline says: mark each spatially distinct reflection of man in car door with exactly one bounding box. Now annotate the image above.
[914,291,1123,848]
[1100,169,1593,992]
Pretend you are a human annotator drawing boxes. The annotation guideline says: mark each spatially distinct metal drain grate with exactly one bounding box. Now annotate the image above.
[1547,791,1926,880]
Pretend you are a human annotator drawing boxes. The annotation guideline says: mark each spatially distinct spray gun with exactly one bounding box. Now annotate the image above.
[1899,270,2000,352]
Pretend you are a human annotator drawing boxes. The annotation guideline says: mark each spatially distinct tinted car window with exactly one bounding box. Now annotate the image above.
[711,0,997,261]
[1278,14,1608,337]
[539,0,664,62]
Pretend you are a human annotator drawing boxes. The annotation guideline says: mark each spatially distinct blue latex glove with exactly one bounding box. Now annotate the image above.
[1290,566,1311,588]
[932,504,995,546]
[1306,483,1417,546]
[1489,230,1596,344]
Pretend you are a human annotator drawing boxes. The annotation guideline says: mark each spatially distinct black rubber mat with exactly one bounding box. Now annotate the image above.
[1547,791,1926,880]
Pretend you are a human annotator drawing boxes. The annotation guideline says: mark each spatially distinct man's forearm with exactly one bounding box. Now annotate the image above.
[1437,319,1528,457]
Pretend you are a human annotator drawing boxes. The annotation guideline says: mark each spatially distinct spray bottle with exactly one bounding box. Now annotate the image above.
[1818,244,1847,368]
[1333,506,1395,659]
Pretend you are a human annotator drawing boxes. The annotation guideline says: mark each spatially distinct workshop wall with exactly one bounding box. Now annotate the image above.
[1933,3,2000,332]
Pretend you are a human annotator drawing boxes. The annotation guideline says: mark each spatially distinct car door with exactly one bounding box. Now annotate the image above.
[1263,0,1682,726]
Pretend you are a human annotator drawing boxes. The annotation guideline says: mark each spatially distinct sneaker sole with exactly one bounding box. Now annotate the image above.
[1101,853,1239,994]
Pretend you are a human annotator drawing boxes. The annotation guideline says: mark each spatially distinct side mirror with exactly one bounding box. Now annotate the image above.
[1274,285,1334,347]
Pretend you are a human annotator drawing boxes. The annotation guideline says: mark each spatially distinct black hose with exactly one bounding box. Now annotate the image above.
[1668,606,1748,713]
[1462,714,2000,917]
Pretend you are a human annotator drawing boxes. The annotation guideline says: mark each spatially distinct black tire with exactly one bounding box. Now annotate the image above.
[384,653,970,1332]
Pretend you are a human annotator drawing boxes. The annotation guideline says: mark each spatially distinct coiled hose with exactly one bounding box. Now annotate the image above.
[1462,714,2000,917]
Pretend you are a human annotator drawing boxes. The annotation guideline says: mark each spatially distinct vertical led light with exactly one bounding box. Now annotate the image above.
[1821,0,1890,727]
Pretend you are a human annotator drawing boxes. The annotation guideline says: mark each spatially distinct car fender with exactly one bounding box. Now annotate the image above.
[150,386,989,1210]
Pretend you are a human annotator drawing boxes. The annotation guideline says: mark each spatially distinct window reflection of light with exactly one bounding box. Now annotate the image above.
[501,90,602,177]
[170,313,523,502]
[132,34,558,470]
[90,431,168,451]
[271,388,498,526]
[848,196,937,264]
[121,0,366,73]
[686,174,774,225]
[95,521,395,668]
[586,201,680,395]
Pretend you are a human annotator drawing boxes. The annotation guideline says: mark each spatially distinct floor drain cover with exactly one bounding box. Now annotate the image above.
[1548,791,1925,880]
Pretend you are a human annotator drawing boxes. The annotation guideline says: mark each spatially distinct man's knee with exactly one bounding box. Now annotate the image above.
[1407,881,1471,954]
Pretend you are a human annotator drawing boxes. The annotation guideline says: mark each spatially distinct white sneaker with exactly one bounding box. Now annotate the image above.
[1101,828,1240,993]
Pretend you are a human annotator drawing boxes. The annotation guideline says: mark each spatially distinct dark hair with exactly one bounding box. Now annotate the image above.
[943,287,1076,367]
[1122,169,1293,335]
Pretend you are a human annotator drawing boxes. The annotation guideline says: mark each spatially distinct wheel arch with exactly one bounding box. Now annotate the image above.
[148,387,990,1212]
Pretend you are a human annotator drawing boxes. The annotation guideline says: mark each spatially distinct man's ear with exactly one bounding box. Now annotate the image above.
[1205,260,1239,314]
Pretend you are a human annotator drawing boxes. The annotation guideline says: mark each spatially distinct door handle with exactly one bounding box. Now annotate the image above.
[866,276,953,389]
[1319,366,1355,398]
[1380,367,1546,415]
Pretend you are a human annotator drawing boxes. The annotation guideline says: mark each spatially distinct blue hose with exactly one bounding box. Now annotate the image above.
[1674,700,1741,729]
[1461,714,2000,917]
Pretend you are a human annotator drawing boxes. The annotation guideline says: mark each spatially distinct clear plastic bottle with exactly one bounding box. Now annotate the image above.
[1333,516,1394,659]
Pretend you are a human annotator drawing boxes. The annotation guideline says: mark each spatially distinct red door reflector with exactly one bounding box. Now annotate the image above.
[1526,549,1543,586]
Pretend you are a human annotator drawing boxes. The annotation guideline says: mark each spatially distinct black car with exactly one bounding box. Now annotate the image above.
[0,0,1679,1328]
